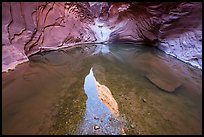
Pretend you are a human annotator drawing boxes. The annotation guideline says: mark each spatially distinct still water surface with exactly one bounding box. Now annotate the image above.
[2,43,202,135]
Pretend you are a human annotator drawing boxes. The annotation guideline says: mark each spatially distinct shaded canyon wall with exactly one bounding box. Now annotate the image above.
[2,2,202,72]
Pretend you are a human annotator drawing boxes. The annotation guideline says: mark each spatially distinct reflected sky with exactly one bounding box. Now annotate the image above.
[84,67,111,118]
[78,67,124,135]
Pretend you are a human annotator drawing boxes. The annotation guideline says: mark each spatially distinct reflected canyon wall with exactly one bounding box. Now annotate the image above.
[2,2,202,72]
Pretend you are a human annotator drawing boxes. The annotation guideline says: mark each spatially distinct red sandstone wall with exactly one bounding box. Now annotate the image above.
[2,2,202,72]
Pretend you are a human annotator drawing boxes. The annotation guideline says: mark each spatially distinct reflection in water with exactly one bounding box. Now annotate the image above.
[2,43,202,135]
[92,44,110,55]
[96,80,119,117]
[78,67,124,135]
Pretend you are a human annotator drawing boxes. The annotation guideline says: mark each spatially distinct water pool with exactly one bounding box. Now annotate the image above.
[2,43,202,135]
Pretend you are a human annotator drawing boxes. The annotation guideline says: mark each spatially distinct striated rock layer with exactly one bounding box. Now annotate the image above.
[2,2,202,72]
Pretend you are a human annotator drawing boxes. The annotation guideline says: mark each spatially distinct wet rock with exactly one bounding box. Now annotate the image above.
[94,125,100,130]
[130,124,135,129]
[108,117,113,121]
[94,116,100,120]
[142,98,147,103]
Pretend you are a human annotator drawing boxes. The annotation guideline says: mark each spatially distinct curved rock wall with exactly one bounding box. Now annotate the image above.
[103,2,202,69]
[2,2,202,72]
[2,2,97,72]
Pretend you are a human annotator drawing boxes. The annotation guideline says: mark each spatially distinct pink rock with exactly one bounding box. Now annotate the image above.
[2,2,202,72]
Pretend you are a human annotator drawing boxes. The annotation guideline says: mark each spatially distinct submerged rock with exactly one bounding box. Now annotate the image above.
[142,98,147,103]
[94,125,100,130]
[130,124,135,129]
[131,53,182,93]
[145,74,181,92]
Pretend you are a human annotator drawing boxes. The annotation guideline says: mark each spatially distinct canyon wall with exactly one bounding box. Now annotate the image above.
[2,2,202,72]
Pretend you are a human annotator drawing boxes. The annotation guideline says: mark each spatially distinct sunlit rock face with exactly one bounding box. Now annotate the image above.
[2,2,202,72]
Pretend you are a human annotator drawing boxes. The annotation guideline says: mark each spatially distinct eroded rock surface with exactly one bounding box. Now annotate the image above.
[105,2,202,69]
[2,2,202,72]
